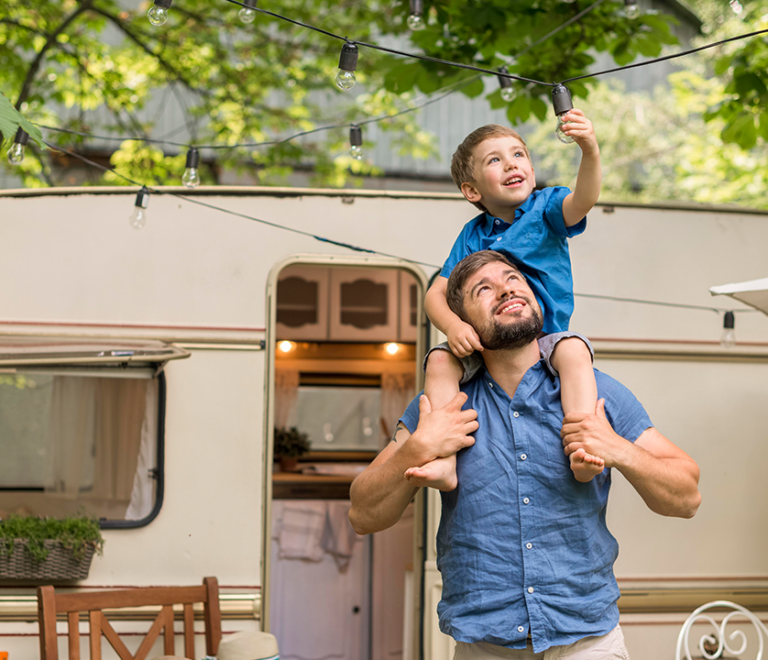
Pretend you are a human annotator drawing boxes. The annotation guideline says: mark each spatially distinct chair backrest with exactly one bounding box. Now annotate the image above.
[37,577,222,660]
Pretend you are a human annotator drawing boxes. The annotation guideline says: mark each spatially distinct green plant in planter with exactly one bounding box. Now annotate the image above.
[0,514,104,562]
[274,426,311,459]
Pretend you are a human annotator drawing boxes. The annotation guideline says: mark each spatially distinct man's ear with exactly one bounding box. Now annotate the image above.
[461,181,482,204]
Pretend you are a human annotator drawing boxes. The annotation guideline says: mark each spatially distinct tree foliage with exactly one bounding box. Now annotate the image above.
[0,0,681,188]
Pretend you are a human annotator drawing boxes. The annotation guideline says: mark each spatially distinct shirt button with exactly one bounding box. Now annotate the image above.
[513,411,520,418]
[518,626,524,633]
[489,383,493,388]
[495,220,501,225]
[523,497,530,504]
[520,454,527,460]
[496,237,502,241]
[528,587,534,594]
[526,543,532,549]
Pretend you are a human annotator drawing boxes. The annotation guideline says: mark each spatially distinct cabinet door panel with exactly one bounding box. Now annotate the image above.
[399,271,419,343]
[276,266,330,341]
[329,268,399,341]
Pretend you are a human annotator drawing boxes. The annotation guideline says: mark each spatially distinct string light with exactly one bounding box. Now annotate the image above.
[7,128,29,165]
[407,0,426,31]
[147,0,172,26]
[130,186,150,229]
[721,311,736,348]
[624,0,640,19]
[551,84,575,144]
[497,67,515,102]
[349,125,363,160]
[182,147,201,188]
[335,42,358,91]
[238,0,257,23]
[729,0,743,14]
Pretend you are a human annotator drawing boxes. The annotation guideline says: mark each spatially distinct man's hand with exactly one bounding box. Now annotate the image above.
[561,399,627,468]
[560,108,599,156]
[409,392,478,465]
[446,319,484,358]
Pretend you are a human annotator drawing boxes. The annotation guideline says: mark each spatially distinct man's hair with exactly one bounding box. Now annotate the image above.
[446,250,524,322]
[450,125,531,211]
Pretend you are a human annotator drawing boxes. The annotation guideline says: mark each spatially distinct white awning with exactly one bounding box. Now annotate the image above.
[0,336,190,367]
[710,277,768,316]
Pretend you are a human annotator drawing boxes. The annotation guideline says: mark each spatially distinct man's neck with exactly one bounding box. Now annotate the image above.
[482,340,541,399]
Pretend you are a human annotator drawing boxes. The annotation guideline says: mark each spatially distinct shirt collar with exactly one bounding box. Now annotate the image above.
[484,191,536,230]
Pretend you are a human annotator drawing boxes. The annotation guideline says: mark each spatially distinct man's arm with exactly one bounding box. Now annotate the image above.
[561,399,701,518]
[560,108,601,227]
[349,393,478,535]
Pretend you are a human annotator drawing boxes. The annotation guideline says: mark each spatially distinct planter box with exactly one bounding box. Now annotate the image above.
[0,539,96,581]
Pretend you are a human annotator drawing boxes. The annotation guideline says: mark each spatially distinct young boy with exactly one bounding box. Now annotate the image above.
[405,109,603,489]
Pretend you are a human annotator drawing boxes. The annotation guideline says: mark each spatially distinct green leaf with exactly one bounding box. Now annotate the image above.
[721,113,757,150]
[0,93,46,149]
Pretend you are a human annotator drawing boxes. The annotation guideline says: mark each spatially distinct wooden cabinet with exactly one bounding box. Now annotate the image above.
[276,266,420,343]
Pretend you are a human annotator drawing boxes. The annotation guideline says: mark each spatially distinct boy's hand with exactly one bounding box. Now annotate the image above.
[446,320,484,358]
[560,108,598,156]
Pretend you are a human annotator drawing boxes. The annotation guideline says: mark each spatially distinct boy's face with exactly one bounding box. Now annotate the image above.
[461,136,536,217]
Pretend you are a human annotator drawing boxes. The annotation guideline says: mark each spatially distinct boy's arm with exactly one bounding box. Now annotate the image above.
[425,276,483,357]
[560,108,601,227]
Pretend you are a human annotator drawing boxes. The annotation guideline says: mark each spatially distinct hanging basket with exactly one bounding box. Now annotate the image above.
[0,539,96,581]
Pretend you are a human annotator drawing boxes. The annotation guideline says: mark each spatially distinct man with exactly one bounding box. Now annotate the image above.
[349,250,701,659]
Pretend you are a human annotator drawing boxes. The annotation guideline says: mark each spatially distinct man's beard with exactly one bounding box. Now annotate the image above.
[475,298,543,351]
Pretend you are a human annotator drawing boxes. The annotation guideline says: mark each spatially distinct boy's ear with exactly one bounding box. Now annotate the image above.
[460,181,482,204]
[530,166,536,190]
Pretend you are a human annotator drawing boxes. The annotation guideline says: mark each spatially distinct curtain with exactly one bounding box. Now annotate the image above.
[275,368,300,430]
[379,373,415,449]
[47,377,149,505]
[125,380,159,520]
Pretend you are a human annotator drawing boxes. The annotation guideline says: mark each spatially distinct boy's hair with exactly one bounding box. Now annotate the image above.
[450,125,531,212]
[446,250,525,322]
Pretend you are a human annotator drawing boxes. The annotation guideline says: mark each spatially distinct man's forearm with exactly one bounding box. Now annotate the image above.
[615,434,701,518]
[349,432,423,535]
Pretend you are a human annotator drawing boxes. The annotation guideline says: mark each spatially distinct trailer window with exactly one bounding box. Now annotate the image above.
[0,370,165,527]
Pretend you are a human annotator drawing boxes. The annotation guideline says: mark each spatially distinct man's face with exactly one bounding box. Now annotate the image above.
[461,261,543,350]
[461,136,536,216]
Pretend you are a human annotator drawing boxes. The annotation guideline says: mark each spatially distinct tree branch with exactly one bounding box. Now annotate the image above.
[15,0,93,109]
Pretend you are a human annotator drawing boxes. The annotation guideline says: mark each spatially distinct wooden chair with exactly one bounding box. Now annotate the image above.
[37,577,222,660]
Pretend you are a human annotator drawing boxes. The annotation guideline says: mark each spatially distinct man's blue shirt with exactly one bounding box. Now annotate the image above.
[440,187,586,334]
[398,362,652,653]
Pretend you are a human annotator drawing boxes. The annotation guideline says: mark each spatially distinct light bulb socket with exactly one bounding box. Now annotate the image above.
[723,311,735,330]
[13,128,30,146]
[242,0,257,6]
[185,147,200,169]
[409,0,424,14]
[153,0,172,8]
[624,0,637,8]
[338,42,359,72]
[350,125,363,147]
[497,67,513,91]
[135,186,150,209]
[551,83,573,116]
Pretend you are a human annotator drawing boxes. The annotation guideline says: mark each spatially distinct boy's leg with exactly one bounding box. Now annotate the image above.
[546,335,604,483]
[403,349,463,491]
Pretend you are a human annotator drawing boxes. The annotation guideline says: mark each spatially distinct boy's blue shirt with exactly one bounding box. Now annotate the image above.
[440,186,586,334]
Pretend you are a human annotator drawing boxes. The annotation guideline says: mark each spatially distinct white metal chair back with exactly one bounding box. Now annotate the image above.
[676,600,768,660]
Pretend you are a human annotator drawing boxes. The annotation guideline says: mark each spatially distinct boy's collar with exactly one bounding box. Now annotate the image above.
[484,192,536,228]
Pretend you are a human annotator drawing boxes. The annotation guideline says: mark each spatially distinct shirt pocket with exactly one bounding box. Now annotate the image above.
[539,410,570,471]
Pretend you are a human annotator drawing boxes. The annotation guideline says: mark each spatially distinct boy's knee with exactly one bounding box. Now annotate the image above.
[551,337,593,365]
[425,349,463,377]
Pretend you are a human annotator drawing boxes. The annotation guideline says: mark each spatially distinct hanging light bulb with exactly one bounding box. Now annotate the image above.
[349,125,363,160]
[497,67,515,103]
[239,0,257,24]
[182,147,201,188]
[407,0,426,31]
[147,0,172,26]
[335,42,358,91]
[624,0,640,18]
[551,83,575,144]
[720,311,736,348]
[7,128,29,165]
[129,186,150,230]
[729,0,743,13]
